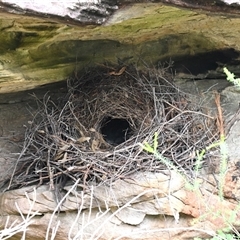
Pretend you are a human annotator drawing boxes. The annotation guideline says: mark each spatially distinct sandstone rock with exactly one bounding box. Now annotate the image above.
[112,206,146,225]
[0,1,240,93]
[1,169,240,240]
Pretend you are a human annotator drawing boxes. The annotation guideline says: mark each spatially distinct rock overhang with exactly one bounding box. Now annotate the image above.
[0,1,240,93]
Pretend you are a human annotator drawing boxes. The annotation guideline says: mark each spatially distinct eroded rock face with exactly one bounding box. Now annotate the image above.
[0,1,240,93]
[1,0,119,24]
[1,168,240,240]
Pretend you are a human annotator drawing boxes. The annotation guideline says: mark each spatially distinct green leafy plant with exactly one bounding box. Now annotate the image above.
[140,131,238,240]
[192,68,240,239]
[223,67,240,88]
[196,134,227,199]
[139,130,227,192]
[194,229,239,240]
[139,132,196,190]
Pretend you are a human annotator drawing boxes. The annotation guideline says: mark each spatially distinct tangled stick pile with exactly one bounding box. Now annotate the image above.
[6,64,219,192]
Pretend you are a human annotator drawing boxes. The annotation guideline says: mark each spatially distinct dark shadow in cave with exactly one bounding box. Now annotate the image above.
[100,117,132,146]
[169,48,240,75]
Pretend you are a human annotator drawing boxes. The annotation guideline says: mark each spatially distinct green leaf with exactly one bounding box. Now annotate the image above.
[141,142,154,153]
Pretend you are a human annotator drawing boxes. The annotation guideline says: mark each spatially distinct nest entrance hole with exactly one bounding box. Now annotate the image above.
[100,116,133,146]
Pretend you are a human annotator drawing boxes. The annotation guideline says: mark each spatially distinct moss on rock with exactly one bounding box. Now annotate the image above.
[0,3,240,92]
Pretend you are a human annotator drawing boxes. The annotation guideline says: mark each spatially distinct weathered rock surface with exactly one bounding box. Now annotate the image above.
[1,166,240,240]
[0,1,240,93]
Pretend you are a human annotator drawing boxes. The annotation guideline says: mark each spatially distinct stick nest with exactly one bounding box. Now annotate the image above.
[7,64,219,191]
